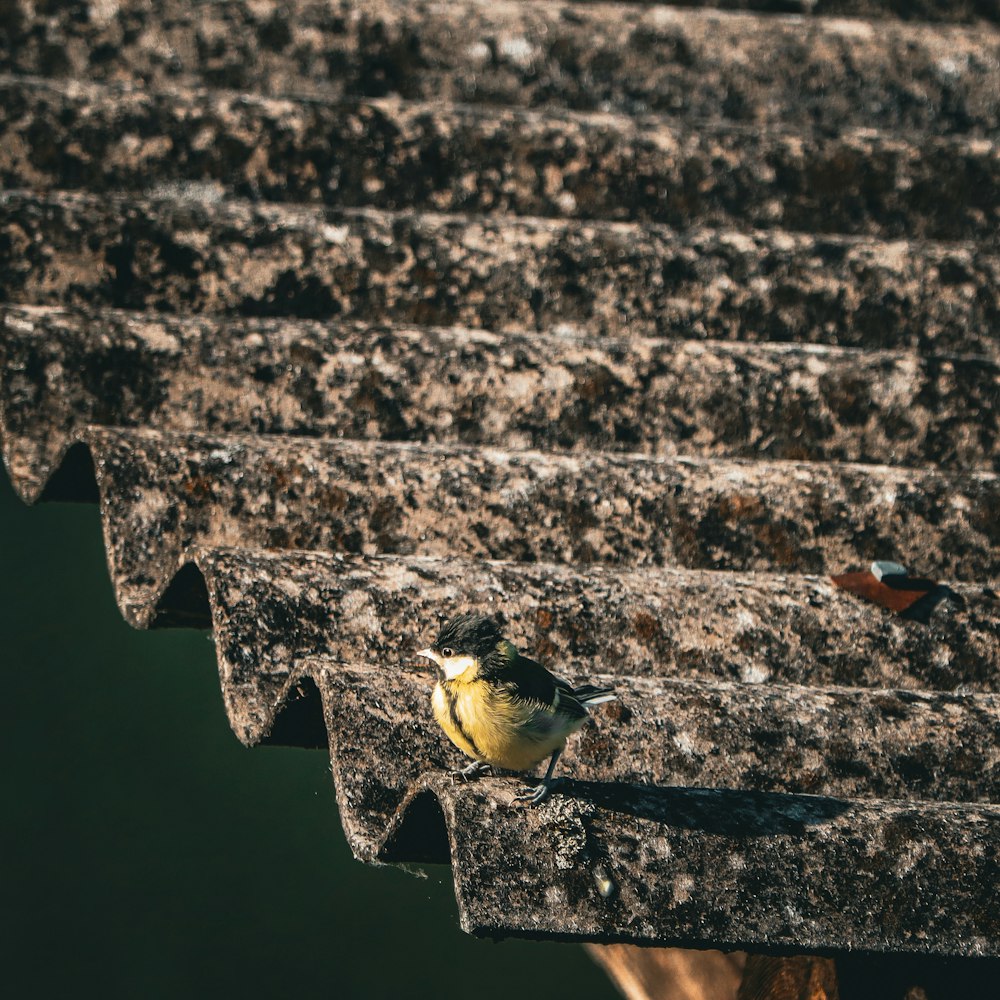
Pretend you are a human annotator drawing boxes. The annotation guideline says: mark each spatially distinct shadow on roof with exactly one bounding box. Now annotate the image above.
[152,561,211,629]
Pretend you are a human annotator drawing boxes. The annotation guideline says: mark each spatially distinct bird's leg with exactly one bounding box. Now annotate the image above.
[450,760,491,783]
[514,749,562,806]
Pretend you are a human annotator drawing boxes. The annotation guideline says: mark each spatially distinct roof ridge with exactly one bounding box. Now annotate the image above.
[4,186,996,252]
[8,72,1000,150]
[8,302,999,363]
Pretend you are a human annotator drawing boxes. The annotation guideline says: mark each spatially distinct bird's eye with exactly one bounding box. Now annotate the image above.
[441,647,454,658]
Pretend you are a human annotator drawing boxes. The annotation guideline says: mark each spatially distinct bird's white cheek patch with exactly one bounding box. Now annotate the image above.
[441,655,477,680]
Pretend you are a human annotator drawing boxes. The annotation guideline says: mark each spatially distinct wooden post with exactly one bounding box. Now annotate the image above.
[588,946,839,1000]
[587,944,746,1000]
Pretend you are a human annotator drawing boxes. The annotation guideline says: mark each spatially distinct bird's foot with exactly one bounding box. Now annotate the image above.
[450,761,491,783]
[513,778,560,806]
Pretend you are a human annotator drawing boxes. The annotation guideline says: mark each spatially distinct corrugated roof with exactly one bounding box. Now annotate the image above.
[139,544,987,746]
[1,0,999,968]
[317,659,1000,952]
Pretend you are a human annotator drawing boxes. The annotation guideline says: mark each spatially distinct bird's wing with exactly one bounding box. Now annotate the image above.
[499,654,588,721]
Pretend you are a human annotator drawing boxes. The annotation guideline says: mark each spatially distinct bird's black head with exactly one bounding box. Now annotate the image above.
[416,612,507,681]
[432,612,503,660]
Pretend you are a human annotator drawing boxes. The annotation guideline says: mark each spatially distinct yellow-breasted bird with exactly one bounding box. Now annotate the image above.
[417,612,616,805]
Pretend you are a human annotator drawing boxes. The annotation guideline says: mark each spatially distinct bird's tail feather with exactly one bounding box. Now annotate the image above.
[573,684,616,706]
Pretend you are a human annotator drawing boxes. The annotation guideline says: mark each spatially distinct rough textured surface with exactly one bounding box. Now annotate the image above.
[3,306,997,507]
[185,547,998,746]
[436,780,1000,954]
[4,77,999,241]
[442,781,1000,954]
[3,193,999,357]
[314,661,1000,955]
[77,426,1000,625]
[2,0,998,116]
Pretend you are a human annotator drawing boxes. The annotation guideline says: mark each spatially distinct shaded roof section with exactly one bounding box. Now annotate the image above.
[1,0,1000,962]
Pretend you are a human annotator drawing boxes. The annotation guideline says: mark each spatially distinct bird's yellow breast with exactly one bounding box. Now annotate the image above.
[432,675,583,772]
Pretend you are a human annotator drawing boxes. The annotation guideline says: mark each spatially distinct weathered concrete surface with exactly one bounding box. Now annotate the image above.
[438,777,1000,954]
[3,307,997,507]
[1,1,997,124]
[4,77,999,241]
[78,427,999,625]
[184,548,998,745]
[3,194,999,356]
[314,662,1000,954]
[317,664,1000,858]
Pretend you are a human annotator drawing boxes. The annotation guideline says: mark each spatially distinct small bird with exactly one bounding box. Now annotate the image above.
[417,611,616,805]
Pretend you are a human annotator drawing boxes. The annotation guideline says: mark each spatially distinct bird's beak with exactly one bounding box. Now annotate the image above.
[416,648,440,667]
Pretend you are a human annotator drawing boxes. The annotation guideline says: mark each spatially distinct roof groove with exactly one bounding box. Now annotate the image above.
[10,71,999,146]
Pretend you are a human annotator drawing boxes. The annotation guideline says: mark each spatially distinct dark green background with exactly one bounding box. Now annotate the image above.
[0,463,616,999]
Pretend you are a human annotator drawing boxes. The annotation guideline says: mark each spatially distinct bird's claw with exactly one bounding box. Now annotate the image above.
[449,761,491,783]
[513,780,558,806]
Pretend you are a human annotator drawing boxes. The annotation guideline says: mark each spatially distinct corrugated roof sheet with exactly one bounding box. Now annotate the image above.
[1,0,999,967]
[317,660,1000,951]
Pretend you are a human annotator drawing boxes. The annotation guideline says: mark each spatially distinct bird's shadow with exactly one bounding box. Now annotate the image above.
[550,779,852,838]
